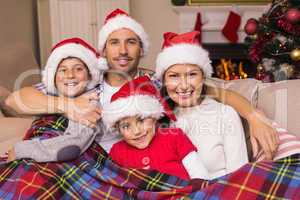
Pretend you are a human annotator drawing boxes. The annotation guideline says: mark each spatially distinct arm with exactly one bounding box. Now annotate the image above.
[12,121,97,162]
[174,129,210,180]
[5,86,63,115]
[5,86,101,128]
[206,85,278,160]
[182,151,210,180]
[223,106,249,174]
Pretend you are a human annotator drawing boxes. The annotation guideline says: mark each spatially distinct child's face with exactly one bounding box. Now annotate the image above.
[164,64,204,108]
[117,116,156,149]
[55,58,90,97]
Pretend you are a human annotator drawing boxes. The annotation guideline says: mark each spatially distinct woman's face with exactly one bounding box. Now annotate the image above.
[55,57,90,97]
[164,64,204,108]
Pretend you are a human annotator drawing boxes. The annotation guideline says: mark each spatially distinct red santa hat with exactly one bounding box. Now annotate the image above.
[42,37,101,95]
[102,76,176,128]
[97,9,149,70]
[155,31,213,80]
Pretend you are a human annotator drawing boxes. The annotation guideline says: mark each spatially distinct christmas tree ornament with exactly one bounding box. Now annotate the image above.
[222,8,241,43]
[245,0,300,81]
[290,48,300,61]
[249,34,258,40]
[255,64,266,81]
[244,18,258,35]
[286,8,300,24]
[279,63,295,79]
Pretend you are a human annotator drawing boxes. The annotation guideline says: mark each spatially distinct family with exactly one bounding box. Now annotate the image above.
[2,8,300,199]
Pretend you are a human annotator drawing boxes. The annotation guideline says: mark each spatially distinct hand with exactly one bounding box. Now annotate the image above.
[62,91,102,128]
[248,109,279,160]
[7,148,16,162]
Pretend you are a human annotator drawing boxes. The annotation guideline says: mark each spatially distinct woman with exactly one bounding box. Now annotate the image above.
[156,31,248,178]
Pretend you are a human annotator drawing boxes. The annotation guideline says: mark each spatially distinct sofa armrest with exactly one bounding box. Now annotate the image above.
[0,117,33,155]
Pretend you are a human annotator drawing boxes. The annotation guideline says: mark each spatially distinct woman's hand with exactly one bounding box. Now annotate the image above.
[60,91,102,128]
[248,109,279,160]
[7,148,16,162]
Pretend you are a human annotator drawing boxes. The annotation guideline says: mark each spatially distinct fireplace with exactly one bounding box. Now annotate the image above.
[202,43,256,78]
[174,4,269,78]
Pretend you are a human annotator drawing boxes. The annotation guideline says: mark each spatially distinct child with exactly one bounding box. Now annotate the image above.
[7,37,102,162]
[102,76,210,180]
[156,31,249,179]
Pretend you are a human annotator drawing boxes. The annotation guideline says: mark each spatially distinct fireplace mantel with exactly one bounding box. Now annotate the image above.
[173,5,269,43]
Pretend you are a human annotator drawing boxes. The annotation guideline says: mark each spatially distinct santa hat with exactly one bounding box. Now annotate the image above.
[42,37,101,95]
[155,31,213,80]
[102,76,176,128]
[97,9,149,70]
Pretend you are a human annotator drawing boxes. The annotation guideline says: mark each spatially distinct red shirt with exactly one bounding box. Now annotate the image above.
[109,128,197,180]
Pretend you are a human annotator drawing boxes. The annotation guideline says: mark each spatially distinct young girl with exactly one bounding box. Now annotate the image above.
[102,75,210,180]
[7,37,102,162]
[156,31,249,179]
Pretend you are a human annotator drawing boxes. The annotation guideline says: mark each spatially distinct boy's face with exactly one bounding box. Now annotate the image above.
[55,57,90,97]
[103,28,143,76]
[117,116,156,149]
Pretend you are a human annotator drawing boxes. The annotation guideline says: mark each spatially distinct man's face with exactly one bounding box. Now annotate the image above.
[103,28,143,75]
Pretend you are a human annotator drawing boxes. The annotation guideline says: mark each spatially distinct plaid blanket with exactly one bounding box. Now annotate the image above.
[0,115,300,199]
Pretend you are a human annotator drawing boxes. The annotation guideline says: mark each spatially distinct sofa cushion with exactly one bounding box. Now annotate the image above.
[206,78,260,106]
[257,80,300,136]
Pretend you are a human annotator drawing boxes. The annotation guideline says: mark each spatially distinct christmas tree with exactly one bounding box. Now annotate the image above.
[244,0,300,82]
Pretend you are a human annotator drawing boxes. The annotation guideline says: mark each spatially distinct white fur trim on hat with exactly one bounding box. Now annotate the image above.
[98,57,109,71]
[102,95,164,128]
[98,15,149,55]
[42,43,100,95]
[155,44,213,80]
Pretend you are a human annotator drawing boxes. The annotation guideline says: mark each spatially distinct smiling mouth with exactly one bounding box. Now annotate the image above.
[115,57,133,66]
[176,91,193,99]
[132,134,147,142]
[64,82,79,87]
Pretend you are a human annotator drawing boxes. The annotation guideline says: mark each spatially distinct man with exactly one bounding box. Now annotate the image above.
[6,9,278,158]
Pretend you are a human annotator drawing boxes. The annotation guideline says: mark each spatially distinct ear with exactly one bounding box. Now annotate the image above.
[102,49,107,57]
[140,48,144,57]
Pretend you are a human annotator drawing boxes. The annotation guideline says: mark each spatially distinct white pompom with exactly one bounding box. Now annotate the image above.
[97,57,109,71]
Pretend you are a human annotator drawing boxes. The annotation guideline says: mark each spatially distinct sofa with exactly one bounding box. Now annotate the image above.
[0,78,300,155]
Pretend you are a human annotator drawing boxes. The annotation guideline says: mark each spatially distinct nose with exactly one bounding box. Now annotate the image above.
[178,75,189,90]
[65,69,75,79]
[132,122,142,137]
[119,41,128,55]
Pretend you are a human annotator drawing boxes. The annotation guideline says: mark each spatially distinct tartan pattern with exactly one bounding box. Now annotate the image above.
[0,115,300,199]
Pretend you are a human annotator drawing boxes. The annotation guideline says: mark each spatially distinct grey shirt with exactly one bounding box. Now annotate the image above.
[14,120,104,162]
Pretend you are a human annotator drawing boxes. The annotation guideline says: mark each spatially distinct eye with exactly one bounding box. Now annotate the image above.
[188,71,202,77]
[75,66,85,72]
[167,73,179,78]
[119,123,130,130]
[128,39,138,45]
[108,39,119,45]
[137,116,144,123]
[57,68,66,73]
[188,72,198,76]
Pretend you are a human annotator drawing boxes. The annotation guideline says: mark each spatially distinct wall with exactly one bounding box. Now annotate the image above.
[130,0,179,70]
[0,0,40,91]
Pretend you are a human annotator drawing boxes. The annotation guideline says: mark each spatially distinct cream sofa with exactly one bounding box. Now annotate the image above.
[0,78,299,155]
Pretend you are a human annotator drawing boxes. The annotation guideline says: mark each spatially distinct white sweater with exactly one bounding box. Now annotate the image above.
[174,98,248,179]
